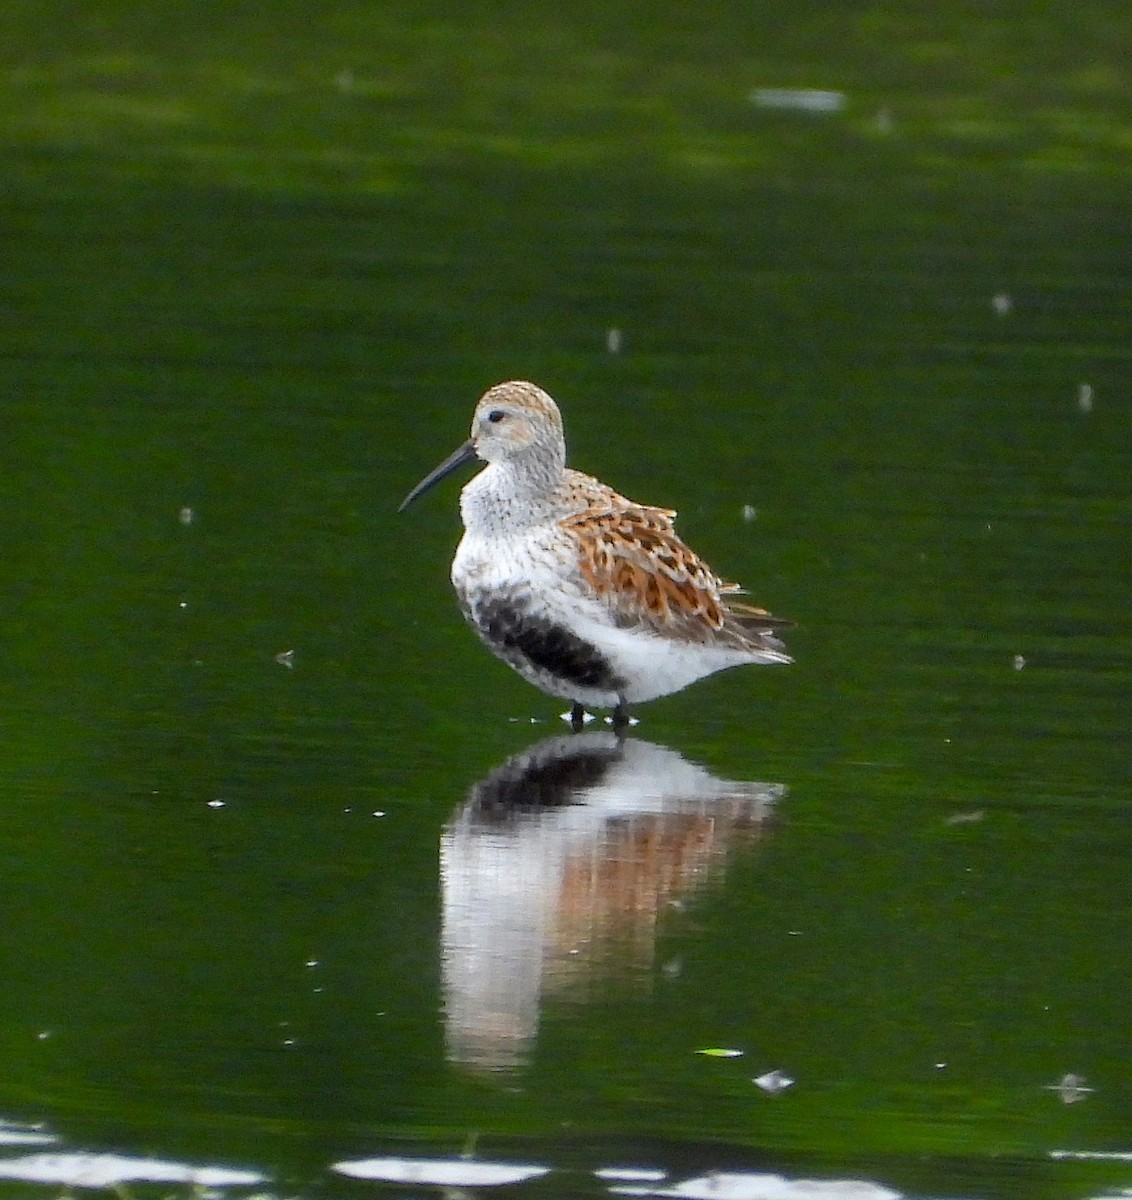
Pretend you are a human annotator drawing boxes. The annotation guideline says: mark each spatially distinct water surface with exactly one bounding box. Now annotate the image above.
[1,5,1131,1198]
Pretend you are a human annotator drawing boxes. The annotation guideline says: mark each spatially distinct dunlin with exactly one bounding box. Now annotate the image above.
[399,381,792,726]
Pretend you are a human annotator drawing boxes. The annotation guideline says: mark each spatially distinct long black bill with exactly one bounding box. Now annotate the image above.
[397,438,479,512]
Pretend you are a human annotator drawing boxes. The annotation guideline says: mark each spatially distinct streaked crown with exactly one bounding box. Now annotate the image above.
[470,380,566,463]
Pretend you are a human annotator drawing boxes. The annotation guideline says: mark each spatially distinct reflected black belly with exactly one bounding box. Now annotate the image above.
[465,594,622,692]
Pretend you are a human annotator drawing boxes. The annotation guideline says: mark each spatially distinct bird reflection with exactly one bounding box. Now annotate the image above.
[440,732,785,1072]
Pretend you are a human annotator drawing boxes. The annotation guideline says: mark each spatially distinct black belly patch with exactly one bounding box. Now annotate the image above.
[469,595,622,692]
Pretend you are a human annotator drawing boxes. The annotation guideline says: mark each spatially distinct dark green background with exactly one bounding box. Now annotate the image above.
[1,3,1130,1197]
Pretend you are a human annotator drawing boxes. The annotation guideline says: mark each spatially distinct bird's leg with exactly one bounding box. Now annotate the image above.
[611,696,631,732]
[570,702,586,732]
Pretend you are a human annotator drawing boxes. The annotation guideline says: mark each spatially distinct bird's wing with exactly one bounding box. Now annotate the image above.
[561,501,784,644]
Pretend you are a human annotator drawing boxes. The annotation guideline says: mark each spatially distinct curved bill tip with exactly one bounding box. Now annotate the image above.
[397,438,478,512]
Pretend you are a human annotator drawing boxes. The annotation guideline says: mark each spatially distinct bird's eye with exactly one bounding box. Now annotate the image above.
[487,409,507,424]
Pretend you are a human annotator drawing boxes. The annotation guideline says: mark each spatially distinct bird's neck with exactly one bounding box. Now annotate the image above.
[460,456,565,535]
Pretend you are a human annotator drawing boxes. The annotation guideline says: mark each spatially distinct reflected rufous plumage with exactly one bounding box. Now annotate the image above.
[399,380,792,725]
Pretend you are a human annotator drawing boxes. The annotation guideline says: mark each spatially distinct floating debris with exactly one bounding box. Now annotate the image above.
[944,809,985,826]
[178,505,194,526]
[606,327,623,355]
[0,1154,266,1188]
[595,1166,668,1182]
[753,1068,795,1094]
[696,1047,744,1058]
[750,87,846,114]
[275,649,295,669]
[742,504,758,522]
[991,293,1014,316]
[1050,1149,1132,1161]
[1013,654,1026,671]
[874,107,894,134]
[207,799,226,809]
[0,1123,55,1148]
[336,68,355,92]
[1077,383,1094,413]
[647,1172,898,1198]
[333,1157,550,1186]
[1045,1073,1094,1104]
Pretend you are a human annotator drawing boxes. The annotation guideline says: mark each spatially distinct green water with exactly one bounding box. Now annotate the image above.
[1,4,1130,1198]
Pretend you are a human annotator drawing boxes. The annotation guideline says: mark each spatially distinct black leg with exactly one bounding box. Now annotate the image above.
[612,696,630,731]
[570,701,586,732]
